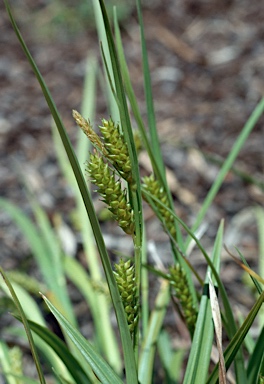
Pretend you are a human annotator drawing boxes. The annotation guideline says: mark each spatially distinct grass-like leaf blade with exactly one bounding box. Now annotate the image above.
[138,280,170,383]
[135,0,163,175]
[0,268,46,384]
[0,198,64,306]
[188,97,264,240]
[41,295,123,384]
[207,290,264,383]
[23,319,93,384]
[183,221,223,383]
[247,325,264,383]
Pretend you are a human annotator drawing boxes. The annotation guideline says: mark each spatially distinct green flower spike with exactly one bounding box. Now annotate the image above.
[99,118,132,183]
[114,259,138,334]
[169,264,197,337]
[87,152,135,235]
[142,174,176,238]
[72,110,107,156]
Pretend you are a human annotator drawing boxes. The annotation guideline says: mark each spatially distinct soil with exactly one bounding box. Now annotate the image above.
[0,0,264,382]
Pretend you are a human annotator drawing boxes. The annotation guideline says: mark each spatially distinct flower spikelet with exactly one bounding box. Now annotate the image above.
[169,264,197,336]
[99,118,132,183]
[72,110,107,156]
[142,174,176,238]
[87,152,135,235]
[114,259,138,334]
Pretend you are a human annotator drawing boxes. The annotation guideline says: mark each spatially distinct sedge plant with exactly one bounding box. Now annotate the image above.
[1,0,264,383]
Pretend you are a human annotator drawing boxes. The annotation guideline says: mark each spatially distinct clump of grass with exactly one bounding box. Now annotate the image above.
[1,0,264,383]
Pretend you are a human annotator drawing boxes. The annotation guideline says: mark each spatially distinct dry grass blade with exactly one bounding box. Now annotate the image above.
[209,275,226,384]
[224,245,264,284]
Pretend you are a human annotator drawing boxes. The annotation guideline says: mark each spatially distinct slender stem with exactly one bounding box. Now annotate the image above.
[187,96,264,246]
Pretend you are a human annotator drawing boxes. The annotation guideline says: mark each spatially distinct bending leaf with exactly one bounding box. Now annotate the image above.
[42,294,123,384]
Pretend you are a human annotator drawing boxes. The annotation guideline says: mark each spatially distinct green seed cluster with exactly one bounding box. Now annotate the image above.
[87,153,135,235]
[100,118,132,183]
[169,264,197,337]
[114,259,138,334]
[142,174,176,238]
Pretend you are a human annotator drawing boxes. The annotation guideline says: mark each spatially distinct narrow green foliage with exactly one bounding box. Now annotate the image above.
[0,267,46,384]
[99,118,133,183]
[142,174,176,238]
[42,294,124,384]
[114,259,138,335]
[169,264,197,337]
[87,152,135,235]
[23,319,92,384]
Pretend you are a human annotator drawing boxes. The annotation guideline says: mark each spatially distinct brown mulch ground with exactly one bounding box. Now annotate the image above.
[0,0,264,381]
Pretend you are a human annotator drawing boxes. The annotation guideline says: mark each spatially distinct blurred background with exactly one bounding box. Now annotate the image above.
[0,0,263,313]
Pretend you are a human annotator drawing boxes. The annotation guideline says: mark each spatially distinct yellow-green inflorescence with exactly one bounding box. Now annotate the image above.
[168,264,197,337]
[73,110,133,184]
[99,118,133,183]
[142,174,176,239]
[72,110,108,156]
[87,152,135,236]
[114,259,138,334]
[73,110,135,235]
